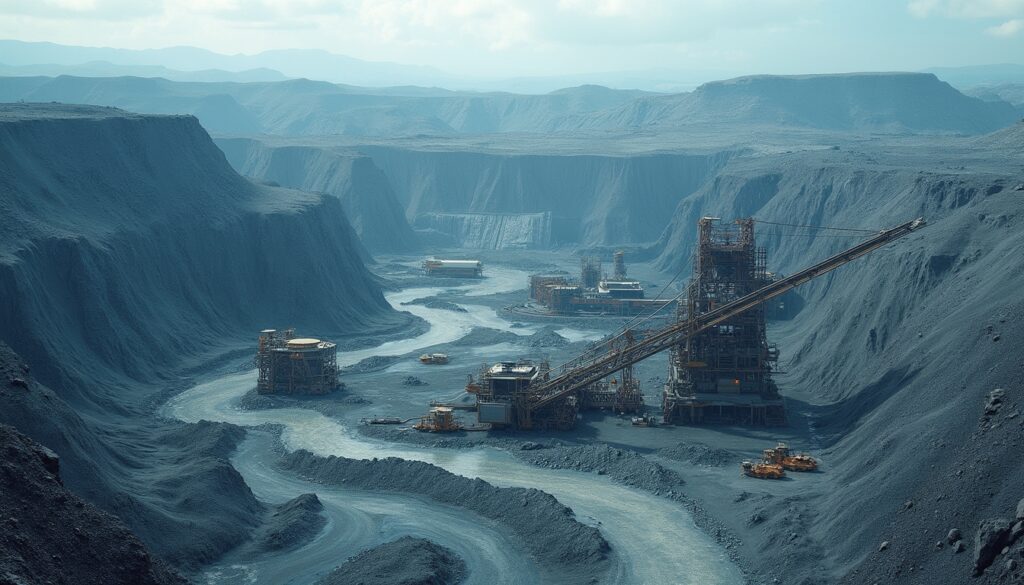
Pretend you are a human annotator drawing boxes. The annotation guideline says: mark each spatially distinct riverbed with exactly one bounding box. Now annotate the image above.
[162,263,744,585]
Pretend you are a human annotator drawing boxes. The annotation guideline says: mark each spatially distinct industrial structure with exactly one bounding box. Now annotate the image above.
[469,217,926,430]
[662,218,785,425]
[256,329,339,395]
[529,250,665,315]
[423,258,483,278]
[413,406,461,432]
[419,353,449,365]
[467,357,643,430]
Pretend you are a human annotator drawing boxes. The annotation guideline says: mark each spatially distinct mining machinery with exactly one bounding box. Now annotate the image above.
[763,442,818,471]
[741,460,785,479]
[499,218,926,430]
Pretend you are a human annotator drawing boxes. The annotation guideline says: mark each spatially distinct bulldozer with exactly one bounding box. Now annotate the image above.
[741,460,785,479]
[762,442,818,472]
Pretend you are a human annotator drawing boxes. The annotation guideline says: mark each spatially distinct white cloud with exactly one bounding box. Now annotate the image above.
[0,0,162,19]
[987,17,1024,35]
[907,0,1024,19]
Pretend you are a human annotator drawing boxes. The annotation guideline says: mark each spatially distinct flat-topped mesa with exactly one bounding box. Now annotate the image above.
[0,103,389,404]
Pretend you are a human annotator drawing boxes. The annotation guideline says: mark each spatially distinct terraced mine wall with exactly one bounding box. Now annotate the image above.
[216,137,418,252]
[414,211,552,249]
[360,146,736,247]
[653,129,1024,583]
[0,104,399,571]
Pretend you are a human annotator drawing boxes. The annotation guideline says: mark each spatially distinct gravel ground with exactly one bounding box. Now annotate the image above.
[280,449,610,585]
[316,536,466,585]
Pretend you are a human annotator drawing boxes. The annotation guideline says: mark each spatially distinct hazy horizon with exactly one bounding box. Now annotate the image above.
[2,0,1023,87]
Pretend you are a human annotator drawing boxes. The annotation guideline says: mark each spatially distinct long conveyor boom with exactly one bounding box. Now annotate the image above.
[529,218,926,412]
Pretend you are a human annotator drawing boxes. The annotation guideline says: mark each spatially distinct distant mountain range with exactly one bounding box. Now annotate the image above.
[0,71,1016,137]
[4,39,1024,94]
[0,60,288,83]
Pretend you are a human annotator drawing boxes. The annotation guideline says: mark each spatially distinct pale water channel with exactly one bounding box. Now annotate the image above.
[163,265,744,585]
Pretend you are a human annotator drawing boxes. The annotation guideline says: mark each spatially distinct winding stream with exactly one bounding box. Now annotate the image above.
[163,265,743,585]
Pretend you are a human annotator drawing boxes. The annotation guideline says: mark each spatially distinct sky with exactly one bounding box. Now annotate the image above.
[1,0,1023,79]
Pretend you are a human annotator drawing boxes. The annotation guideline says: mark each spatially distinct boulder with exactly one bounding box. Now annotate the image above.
[974,518,1013,575]
[948,528,961,544]
[984,389,1005,415]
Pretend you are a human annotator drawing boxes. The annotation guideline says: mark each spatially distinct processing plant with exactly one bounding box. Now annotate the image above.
[529,250,667,315]
[467,217,925,430]
[256,329,340,395]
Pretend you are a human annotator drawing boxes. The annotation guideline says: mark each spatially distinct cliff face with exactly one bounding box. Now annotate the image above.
[0,422,186,585]
[654,134,1024,583]
[0,104,398,571]
[0,104,393,405]
[414,212,552,249]
[216,137,417,252]
[360,146,735,247]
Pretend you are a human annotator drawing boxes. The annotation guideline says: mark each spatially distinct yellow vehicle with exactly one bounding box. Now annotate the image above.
[741,460,785,479]
[413,407,461,432]
[419,353,449,365]
[763,442,818,472]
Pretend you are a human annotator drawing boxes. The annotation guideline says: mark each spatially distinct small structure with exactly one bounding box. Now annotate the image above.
[579,353,643,414]
[423,258,483,278]
[612,250,627,280]
[597,280,644,299]
[419,353,449,365]
[367,417,404,425]
[470,360,579,430]
[414,406,461,432]
[256,329,339,395]
[580,257,602,289]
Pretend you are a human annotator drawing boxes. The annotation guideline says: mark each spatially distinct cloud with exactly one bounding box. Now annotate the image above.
[987,18,1024,35]
[0,0,162,20]
[907,0,1024,19]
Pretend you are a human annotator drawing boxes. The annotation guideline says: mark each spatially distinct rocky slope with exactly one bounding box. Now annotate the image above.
[0,341,265,571]
[0,103,399,573]
[316,536,466,585]
[216,137,417,251]
[0,104,393,403]
[281,449,610,584]
[359,145,735,247]
[0,423,185,585]
[654,126,1024,583]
